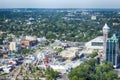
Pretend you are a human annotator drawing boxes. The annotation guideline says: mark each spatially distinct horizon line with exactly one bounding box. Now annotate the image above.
[0,8,120,9]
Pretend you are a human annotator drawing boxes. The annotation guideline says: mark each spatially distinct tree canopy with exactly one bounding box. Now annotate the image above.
[1,9,119,42]
[68,59,119,80]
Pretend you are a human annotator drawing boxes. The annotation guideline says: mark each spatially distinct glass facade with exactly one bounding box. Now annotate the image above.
[106,34,120,67]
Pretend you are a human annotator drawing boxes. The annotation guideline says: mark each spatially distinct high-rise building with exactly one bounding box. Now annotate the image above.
[106,34,120,67]
[103,23,110,59]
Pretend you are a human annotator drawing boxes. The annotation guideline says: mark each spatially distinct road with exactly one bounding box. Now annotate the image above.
[114,69,120,78]
[62,73,69,80]
[57,73,69,80]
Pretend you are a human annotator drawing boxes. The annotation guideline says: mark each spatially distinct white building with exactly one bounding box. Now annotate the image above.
[9,42,21,51]
[91,15,96,20]
[25,36,37,41]
[9,42,17,51]
[83,36,103,54]
[37,37,47,42]
[113,23,119,26]
[85,36,103,50]
[49,65,66,73]
[86,36,103,49]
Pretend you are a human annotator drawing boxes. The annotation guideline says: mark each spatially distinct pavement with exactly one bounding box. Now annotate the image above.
[56,73,69,80]
[114,69,120,78]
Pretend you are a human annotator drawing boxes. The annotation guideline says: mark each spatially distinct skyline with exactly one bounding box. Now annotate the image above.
[0,0,120,8]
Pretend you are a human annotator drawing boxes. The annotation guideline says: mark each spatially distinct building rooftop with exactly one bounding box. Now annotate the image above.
[103,23,110,33]
[88,36,103,43]
[103,23,110,30]
[60,47,79,59]
[107,34,119,41]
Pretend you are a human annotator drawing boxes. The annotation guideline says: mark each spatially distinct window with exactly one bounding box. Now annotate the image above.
[91,42,103,46]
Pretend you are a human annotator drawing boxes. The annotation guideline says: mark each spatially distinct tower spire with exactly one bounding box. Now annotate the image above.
[103,23,110,60]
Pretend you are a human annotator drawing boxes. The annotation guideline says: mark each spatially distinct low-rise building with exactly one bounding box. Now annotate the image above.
[85,36,103,54]
[49,65,66,73]
[91,15,96,20]
[9,42,16,51]
[9,42,21,51]
[25,36,37,41]
[20,40,37,48]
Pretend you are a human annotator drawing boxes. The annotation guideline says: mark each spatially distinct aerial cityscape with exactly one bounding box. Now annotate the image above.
[1,0,120,80]
[0,8,120,80]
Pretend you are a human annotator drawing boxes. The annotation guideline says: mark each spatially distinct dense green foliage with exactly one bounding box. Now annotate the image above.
[18,49,33,55]
[0,33,7,44]
[0,9,120,42]
[46,68,59,80]
[68,59,119,80]
[19,65,59,80]
[89,50,98,58]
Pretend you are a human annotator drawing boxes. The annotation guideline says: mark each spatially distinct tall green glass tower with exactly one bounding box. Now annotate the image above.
[106,34,120,68]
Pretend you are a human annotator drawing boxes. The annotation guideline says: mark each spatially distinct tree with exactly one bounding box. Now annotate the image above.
[104,71,118,80]
[46,76,53,80]
[89,50,98,58]
[46,68,59,79]
[19,49,31,54]
[68,59,119,80]
[71,76,79,80]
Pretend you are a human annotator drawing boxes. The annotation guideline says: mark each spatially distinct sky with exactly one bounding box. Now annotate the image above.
[0,0,120,8]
